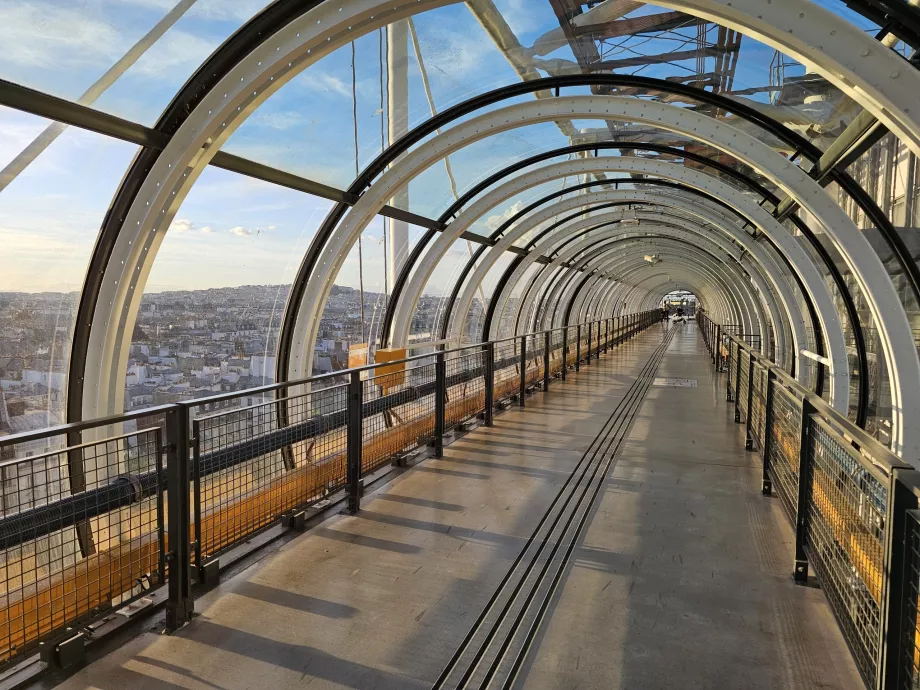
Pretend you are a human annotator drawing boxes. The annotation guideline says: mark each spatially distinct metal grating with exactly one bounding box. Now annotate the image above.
[805,418,887,686]
[494,339,519,404]
[0,422,165,662]
[193,384,347,560]
[364,361,437,474]
[738,350,751,421]
[901,509,920,690]
[769,383,802,522]
[445,347,486,432]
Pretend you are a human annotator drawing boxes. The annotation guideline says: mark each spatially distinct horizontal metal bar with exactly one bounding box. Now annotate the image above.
[0,78,169,148]
[800,348,832,367]
[379,204,447,231]
[591,45,739,70]
[210,151,358,203]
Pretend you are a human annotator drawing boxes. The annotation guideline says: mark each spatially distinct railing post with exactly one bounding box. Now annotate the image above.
[560,328,568,381]
[745,356,755,451]
[575,325,582,371]
[347,370,363,514]
[793,396,816,583]
[484,342,495,426]
[761,369,776,496]
[164,405,193,630]
[519,335,527,407]
[543,330,551,391]
[434,352,446,458]
[876,469,920,690]
[586,322,592,366]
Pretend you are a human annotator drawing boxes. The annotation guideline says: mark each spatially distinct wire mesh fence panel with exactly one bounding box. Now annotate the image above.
[805,418,888,686]
[445,348,485,432]
[363,361,437,474]
[769,383,802,523]
[901,509,920,690]
[550,330,565,377]
[192,384,347,560]
[750,363,767,455]
[566,327,579,367]
[738,350,751,421]
[0,419,165,665]
[494,339,519,404]
[729,341,738,400]
[525,334,542,388]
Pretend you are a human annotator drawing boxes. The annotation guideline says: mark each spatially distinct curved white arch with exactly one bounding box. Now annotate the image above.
[449,194,796,368]
[387,157,831,390]
[75,0,920,467]
[501,225,771,357]
[556,242,762,340]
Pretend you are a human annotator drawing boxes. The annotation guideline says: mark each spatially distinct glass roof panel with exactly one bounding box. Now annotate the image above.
[0,105,139,425]
[0,1,271,125]
[219,1,871,198]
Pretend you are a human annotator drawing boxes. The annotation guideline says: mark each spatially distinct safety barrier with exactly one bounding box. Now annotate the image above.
[699,312,920,690]
[0,311,659,669]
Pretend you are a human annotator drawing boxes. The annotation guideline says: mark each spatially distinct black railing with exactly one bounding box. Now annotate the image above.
[0,311,659,668]
[699,311,920,690]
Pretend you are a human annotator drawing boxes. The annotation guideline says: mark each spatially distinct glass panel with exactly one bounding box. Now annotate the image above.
[129,166,333,412]
[0,1,271,125]
[0,106,139,426]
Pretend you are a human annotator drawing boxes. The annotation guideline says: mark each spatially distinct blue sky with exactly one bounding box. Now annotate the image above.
[0,0,875,297]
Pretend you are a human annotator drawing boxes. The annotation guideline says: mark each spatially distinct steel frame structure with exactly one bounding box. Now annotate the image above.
[384,152,848,406]
[0,0,915,456]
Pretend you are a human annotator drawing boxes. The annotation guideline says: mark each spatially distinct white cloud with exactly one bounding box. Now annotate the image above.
[0,3,120,69]
[129,29,219,79]
[484,201,524,231]
[199,226,214,234]
[255,111,305,130]
[298,71,352,99]
[169,218,194,233]
[229,226,251,237]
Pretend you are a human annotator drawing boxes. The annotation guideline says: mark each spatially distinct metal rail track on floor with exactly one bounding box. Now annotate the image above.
[432,324,676,690]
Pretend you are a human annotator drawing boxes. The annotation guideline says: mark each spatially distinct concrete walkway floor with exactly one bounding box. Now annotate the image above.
[55,324,862,690]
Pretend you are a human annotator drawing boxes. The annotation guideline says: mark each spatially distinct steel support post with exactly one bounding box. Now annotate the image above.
[745,357,756,451]
[434,352,446,459]
[484,342,495,426]
[347,371,363,514]
[876,470,920,690]
[165,405,193,630]
[586,322,592,366]
[543,331,551,391]
[519,335,527,407]
[793,396,816,584]
[762,369,777,496]
[561,329,568,381]
[576,325,582,372]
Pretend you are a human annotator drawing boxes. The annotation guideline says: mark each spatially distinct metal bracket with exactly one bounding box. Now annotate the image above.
[39,630,86,670]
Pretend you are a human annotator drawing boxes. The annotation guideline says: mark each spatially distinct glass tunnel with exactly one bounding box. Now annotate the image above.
[4,1,920,687]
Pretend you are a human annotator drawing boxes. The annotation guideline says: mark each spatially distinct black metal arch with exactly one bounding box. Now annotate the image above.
[383,139,779,348]
[546,236,748,327]
[274,73,917,394]
[512,210,762,339]
[437,170,856,418]
[66,0,328,425]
